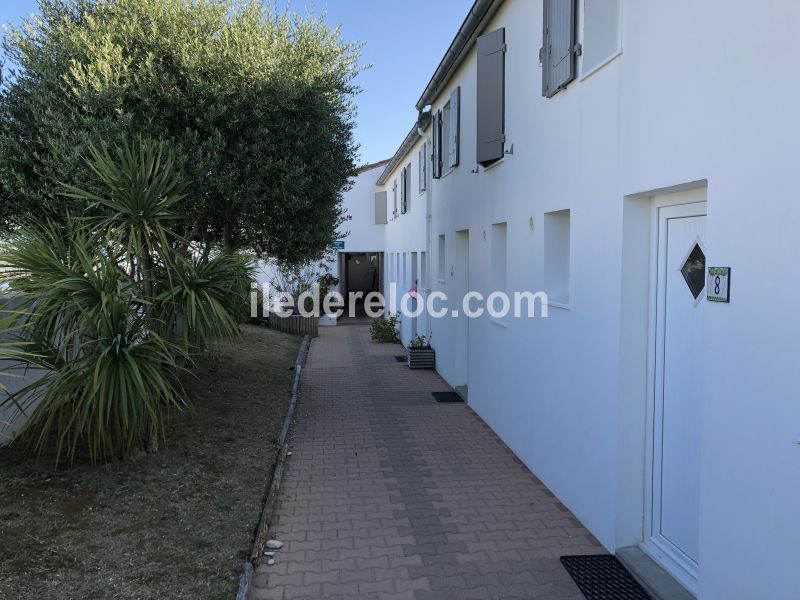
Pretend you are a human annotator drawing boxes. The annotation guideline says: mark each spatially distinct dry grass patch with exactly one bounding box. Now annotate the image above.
[0,325,300,599]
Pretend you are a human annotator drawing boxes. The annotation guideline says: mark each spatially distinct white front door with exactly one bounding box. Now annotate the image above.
[646,200,706,591]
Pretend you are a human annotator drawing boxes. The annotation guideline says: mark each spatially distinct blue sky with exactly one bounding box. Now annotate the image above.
[0,0,475,165]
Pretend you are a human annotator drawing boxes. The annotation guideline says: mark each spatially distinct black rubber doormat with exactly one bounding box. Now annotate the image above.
[394,356,406,362]
[432,391,464,403]
[560,555,651,600]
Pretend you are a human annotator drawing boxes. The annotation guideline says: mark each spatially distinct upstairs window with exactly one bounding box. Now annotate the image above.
[446,87,460,169]
[392,178,398,217]
[476,29,505,166]
[541,0,577,97]
[432,111,442,179]
[433,87,461,176]
[582,0,621,75]
[418,143,427,192]
[401,162,411,213]
[400,168,406,214]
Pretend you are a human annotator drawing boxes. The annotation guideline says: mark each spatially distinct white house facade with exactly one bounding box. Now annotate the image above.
[332,1,800,598]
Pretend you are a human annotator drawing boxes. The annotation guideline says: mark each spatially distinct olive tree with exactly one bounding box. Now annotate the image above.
[0,0,361,261]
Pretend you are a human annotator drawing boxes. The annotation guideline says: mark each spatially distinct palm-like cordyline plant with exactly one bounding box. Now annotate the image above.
[0,219,187,461]
[0,138,255,463]
[60,139,188,328]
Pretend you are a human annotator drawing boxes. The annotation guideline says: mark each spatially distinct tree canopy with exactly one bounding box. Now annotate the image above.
[0,0,361,261]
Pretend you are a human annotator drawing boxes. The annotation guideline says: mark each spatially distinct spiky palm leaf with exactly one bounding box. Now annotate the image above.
[10,301,186,462]
[157,252,247,352]
[60,138,188,265]
[0,209,186,462]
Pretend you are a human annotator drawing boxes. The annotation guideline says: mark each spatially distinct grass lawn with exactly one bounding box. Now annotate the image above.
[0,324,300,599]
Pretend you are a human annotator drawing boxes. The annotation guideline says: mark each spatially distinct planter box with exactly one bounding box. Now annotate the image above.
[407,347,435,369]
[267,312,319,338]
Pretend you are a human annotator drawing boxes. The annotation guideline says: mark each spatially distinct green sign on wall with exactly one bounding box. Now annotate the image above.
[331,240,345,250]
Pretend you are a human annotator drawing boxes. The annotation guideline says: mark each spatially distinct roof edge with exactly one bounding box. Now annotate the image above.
[376,112,431,186]
[356,158,392,174]
[414,0,504,110]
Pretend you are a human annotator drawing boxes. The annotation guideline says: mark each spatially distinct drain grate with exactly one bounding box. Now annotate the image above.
[560,555,651,600]
[432,391,464,403]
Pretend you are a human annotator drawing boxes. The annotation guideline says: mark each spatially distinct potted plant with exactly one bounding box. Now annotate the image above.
[407,335,435,369]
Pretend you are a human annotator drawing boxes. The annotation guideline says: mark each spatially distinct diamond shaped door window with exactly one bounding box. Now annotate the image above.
[681,243,706,300]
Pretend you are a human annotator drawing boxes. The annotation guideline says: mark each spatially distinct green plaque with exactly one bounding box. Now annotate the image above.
[331,240,345,250]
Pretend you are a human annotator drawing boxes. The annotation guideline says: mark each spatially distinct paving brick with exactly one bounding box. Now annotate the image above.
[248,323,603,600]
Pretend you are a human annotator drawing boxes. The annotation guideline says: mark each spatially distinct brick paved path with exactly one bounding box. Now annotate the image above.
[250,324,604,600]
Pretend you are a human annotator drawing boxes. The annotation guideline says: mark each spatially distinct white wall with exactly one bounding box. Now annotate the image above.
[423,0,620,553]
[376,1,800,598]
[0,294,45,446]
[340,163,387,254]
[380,138,429,346]
[255,162,388,297]
[621,3,800,599]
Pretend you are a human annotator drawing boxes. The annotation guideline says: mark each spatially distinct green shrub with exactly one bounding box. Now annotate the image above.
[370,313,401,343]
[0,139,254,462]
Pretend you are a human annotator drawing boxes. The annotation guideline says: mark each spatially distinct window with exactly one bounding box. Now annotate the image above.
[374,191,387,225]
[400,168,406,214]
[681,244,706,300]
[437,234,446,281]
[403,162,411,212]
[418,144,427,192]
[433,87,461,175]
[392,178,398,216]
[420,251,427,289]
[446,88,460,169]
[491,222,507,293]
[582,0,621,74]
[544,209,571,305]
[541,0,577,97]
[477,29,505,166]
[441,104,450,171]
[432,111,442,179]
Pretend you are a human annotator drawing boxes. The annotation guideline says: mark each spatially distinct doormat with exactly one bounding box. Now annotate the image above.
[560,555,651,600]
[432,392,464,403]
[394,356,406,362]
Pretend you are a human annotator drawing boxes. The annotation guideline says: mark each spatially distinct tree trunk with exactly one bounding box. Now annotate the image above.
[222,224,233,255]
[140,239,157,327]
[139,237,160,453]
[146,422,159,453]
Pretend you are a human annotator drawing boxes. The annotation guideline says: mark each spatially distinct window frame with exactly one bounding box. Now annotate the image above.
[437,234,446,283]
[579,0,623,80]
[418,144,427,193]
